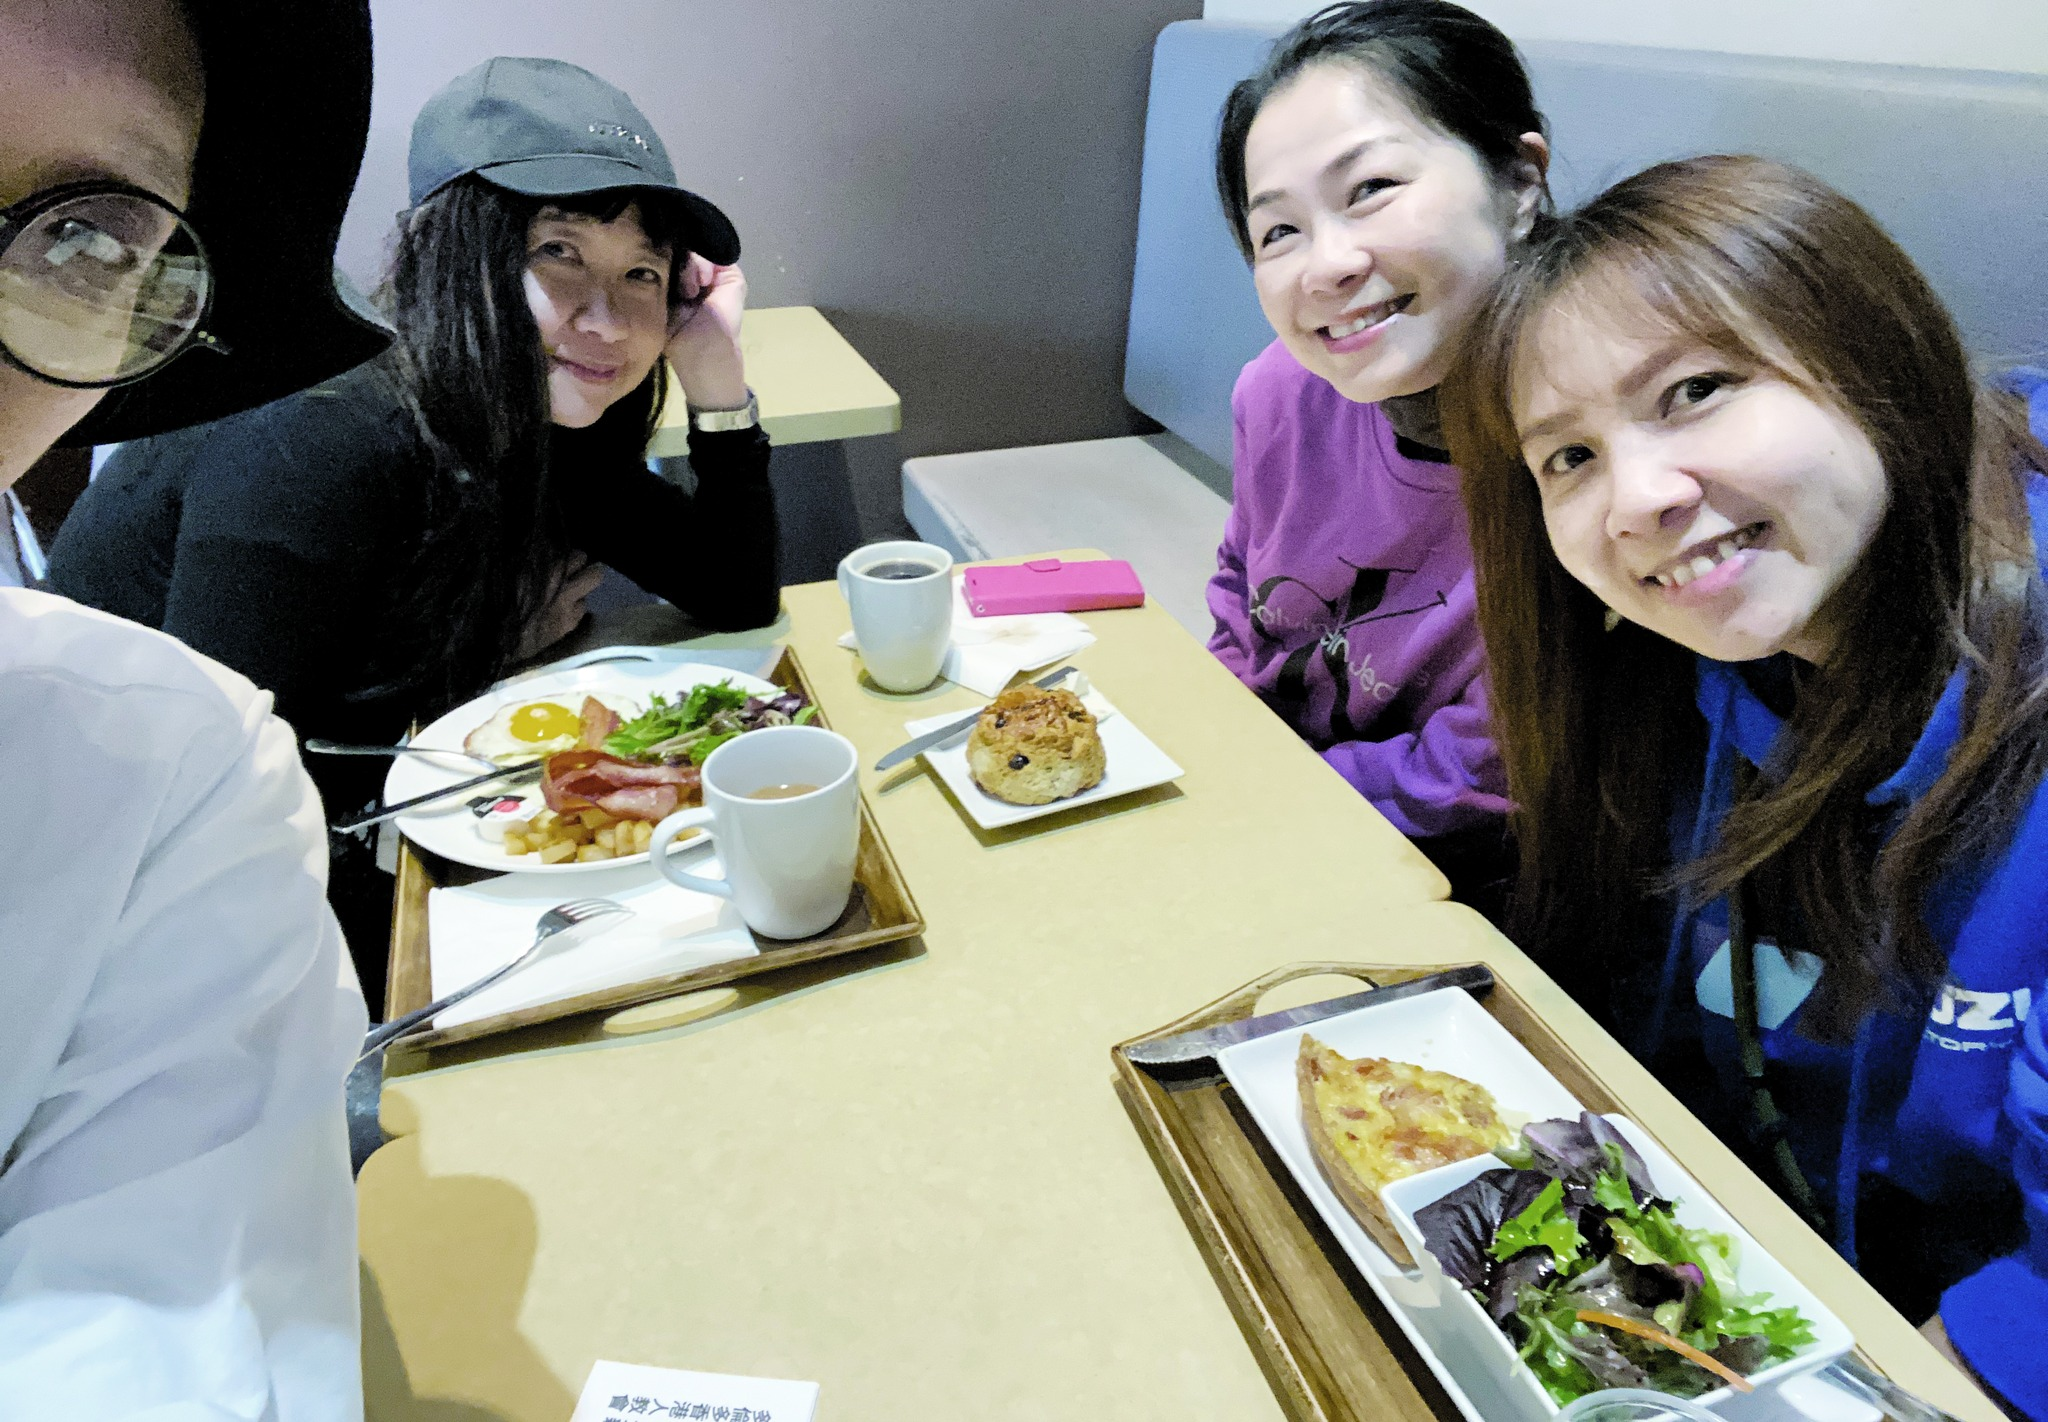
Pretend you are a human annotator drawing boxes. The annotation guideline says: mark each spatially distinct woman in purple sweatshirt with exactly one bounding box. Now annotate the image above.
[1207,0,1549,905]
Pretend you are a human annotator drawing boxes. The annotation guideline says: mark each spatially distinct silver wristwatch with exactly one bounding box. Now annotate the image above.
[687,387,759,434]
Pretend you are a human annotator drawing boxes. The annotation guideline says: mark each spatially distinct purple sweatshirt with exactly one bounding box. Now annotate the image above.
[1206,340,1509,839]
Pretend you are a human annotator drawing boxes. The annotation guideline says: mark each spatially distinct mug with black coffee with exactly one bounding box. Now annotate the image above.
[836,540,954,692]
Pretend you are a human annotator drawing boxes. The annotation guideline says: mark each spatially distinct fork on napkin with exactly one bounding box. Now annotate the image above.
[425,852,757,1031]
[840,573,1095,697]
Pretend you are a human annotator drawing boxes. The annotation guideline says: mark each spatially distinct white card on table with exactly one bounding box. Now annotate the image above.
[571,1360,819,1422]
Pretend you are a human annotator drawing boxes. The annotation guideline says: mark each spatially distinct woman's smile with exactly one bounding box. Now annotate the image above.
[1317,292,1413,353]
[550,350,624,384]
[1639,521,1768,596]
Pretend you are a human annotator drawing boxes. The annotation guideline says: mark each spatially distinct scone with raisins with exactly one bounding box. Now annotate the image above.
[965,686,1106,804]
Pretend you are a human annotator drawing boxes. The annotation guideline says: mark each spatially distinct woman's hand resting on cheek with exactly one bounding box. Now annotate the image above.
[667,255,748,412]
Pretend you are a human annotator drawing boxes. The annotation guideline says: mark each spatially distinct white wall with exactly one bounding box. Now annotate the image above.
[1200,0,2048,74]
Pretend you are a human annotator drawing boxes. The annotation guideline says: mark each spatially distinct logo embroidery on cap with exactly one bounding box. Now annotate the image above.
[588,123,651,152]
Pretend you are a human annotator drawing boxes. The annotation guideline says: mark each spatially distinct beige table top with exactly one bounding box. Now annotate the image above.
[648,306,901,458]
[358,557,1995,1422]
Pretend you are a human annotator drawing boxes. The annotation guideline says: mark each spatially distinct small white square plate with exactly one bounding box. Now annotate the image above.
[905,686,1183,829]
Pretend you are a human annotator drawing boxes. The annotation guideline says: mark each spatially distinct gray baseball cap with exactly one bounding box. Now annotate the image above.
[408,57,740,265]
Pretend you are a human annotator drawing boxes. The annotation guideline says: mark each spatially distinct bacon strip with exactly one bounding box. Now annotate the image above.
[577,696,621,750]
[541,749,700,821]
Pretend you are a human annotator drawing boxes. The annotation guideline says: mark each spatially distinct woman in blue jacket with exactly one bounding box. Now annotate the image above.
[1444,155,2048,1416]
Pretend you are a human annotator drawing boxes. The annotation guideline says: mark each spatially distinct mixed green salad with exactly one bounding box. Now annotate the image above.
[1413,1113,1814,1405]
[601,680,815,765]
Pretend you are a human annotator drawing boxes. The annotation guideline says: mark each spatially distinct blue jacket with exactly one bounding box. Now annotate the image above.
[1640,373,2048,1418]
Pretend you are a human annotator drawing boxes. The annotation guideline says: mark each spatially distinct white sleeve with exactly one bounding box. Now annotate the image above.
[0,662,367,1422]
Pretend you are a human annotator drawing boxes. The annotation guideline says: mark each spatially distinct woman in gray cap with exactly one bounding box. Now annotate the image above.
[52,57,779,1005]
[0,0,384,1416]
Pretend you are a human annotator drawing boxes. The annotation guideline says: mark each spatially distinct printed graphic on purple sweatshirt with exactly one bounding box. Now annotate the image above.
[1251,559,1449,742]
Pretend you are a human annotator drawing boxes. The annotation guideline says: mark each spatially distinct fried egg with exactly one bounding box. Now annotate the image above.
[463,699,598,763]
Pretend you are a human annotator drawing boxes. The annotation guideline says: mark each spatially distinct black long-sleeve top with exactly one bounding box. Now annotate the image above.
[49,358,780,823]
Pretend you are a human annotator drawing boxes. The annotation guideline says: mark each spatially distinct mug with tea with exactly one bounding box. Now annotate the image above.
[649,725,861,940]
[836,539,953,692]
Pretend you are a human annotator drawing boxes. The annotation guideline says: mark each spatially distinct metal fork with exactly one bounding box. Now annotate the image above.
[357,898,632,1060]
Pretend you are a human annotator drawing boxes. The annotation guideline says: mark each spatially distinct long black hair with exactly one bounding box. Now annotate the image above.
[374,176,700,706]
[1216,0,1551,261]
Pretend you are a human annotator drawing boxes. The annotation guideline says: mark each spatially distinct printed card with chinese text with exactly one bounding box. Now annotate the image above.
[571,1359,819,1422]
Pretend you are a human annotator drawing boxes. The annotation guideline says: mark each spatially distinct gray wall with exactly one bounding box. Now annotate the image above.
[342,0,1203,544]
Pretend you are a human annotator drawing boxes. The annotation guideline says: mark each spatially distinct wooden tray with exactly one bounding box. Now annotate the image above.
[384,645,923,1047]
[1110,961,1877,1422]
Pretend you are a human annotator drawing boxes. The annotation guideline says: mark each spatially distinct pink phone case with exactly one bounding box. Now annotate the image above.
[962,558,1146,616]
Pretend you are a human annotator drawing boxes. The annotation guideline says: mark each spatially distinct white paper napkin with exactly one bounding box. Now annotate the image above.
[839,574,1095,697]
[426,850,756,1030]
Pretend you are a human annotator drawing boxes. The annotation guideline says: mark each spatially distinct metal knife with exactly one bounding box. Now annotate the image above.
[331,759,544,835]
[873,664,1078,771]
[1122,963,1496,1068]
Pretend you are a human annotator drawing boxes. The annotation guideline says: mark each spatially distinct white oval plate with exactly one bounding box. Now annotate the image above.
[385,659,782,874]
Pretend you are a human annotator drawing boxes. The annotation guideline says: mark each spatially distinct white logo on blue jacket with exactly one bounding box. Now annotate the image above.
[1925,983,2034,1053]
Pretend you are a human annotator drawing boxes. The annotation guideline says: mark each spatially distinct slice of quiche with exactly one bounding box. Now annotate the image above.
[1297,1035,1513,1263]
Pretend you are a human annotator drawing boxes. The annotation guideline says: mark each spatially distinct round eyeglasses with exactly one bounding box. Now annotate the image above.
[0,181,221,389]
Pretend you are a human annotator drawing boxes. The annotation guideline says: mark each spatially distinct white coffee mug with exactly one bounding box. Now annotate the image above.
[836,539,954,692]
[649,726,861,939]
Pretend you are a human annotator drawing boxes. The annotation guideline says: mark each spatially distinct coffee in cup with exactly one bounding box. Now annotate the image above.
[650,726,860,940]
[836,540,954,692]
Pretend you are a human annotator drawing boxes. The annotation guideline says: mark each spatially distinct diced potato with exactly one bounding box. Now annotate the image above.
[633,820,654,852]
[503,831,530,856]
[576,844,611,862]
[594,824,617,852]
[532,809,560,831]
[537,838,578,865]
[578,808,610,830]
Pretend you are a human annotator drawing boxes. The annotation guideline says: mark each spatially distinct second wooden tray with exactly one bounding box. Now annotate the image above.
[1110,961,1891,1422]
[383,644,922,1046]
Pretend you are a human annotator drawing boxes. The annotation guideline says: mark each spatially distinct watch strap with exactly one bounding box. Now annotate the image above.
[687,388,759,433]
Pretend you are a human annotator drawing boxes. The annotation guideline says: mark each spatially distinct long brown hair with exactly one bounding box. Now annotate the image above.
[1442,156,2048,1036]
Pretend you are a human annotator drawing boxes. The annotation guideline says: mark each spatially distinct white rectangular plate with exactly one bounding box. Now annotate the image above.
[1217,987,1851,1422]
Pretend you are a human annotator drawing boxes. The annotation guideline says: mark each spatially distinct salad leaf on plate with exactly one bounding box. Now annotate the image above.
[601,681,816,764]
[1491,1179,1586,1266]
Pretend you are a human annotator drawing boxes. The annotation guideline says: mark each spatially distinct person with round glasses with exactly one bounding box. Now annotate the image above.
[0,0,384,1415]
[0,182,215,389]
[50,59,780,1006]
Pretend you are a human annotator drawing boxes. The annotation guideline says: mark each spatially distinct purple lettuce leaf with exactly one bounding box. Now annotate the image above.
[1413,1168,1552,1294]
[1522,1113,1661,1205]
